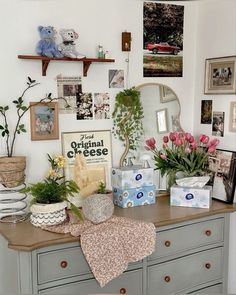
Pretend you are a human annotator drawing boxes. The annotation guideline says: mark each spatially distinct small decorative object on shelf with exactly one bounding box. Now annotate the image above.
[97,45,104,59]
[58,28,85,58]
[36,25,63,58]
[104,51,110,59]
[21,154,83,227]
[0,183,28,223]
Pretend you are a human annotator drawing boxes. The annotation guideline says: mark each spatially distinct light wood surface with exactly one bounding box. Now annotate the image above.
[0,195,235,251]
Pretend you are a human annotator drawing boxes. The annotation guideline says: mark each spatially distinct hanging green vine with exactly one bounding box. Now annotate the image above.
[112,87,144,166]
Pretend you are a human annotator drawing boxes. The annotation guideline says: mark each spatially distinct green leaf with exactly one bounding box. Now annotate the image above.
[70,202,83,221]
[13,100,18,104]
[0,125,4,130]
[4,106,9,111]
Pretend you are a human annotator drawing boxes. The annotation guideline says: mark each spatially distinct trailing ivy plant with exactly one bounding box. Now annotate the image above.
[112,87,144,167]
[0,77,70,157]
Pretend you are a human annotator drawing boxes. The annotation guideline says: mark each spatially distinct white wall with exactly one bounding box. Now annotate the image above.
[1,0,236,293]
[193,0,236,292]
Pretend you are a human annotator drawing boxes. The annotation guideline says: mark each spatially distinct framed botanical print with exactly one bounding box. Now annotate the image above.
[30,102,59,141]
[204,56,236,94]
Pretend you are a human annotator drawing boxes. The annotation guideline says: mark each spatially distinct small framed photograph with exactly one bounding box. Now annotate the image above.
[160,85,177,103]
[229,101,236,132]
[208,149,236,203]
[30,102,59,141]
[201,100,212,124]
[109,69,124,88]
[212,111,224,137]
[156,108,168,133]
[204,56,236,94]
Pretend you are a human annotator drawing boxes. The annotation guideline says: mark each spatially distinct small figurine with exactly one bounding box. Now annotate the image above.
[58,29,85,58]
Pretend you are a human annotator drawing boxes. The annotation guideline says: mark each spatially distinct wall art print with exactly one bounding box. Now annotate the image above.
[109,69,124,88]
[143,2,184,77]
[76,92,93,120]
[204,56,236,94]
[201,100,212,124]
[62,130,112,187]
[229,101,236,132]
[212,111,224,137]
[94,93,110,120]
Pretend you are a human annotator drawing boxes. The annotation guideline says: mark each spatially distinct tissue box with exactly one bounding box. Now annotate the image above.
[111,166,154,189]
[170,184,212,209]
[113,185,156,208]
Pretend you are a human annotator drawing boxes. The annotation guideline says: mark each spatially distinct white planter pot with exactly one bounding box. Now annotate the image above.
[30,201,67,227]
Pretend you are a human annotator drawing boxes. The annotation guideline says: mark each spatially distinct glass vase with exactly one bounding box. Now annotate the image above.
[167,170,176,192]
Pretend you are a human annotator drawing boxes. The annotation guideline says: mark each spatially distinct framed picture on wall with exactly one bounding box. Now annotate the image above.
[229,101,236,132]
[204,56,236,94]
[156,108,168,133]
[30,102,59,141]
[208,149,236,203]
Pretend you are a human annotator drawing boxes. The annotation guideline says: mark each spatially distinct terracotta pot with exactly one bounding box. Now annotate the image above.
[0,156,26,188]
[30,201,67,227]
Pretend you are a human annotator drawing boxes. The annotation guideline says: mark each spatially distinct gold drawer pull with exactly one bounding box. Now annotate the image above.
[120,287,127,294]
[205,262,211,269]
[60,260,68,268]
[164,275,171,283]
[205,230,212,236]
[164,240,171,247]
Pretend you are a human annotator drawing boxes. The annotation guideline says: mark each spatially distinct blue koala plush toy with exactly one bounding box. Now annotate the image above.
[36,26,63,58]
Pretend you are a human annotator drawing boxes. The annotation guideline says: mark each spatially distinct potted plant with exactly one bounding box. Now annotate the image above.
[112,87,144,167]
[21,154,83,227]
[0,77,70,188]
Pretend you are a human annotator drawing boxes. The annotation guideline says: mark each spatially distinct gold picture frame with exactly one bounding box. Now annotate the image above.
[30,102,59,141]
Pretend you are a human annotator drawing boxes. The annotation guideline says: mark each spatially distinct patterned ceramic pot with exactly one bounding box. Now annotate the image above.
[30,201,67,227]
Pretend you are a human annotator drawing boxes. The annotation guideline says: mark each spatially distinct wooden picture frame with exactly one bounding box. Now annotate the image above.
[156,108,168,133]
[30,102,59,141]
[208,149,236,203]
[160,85,177,103]
[229,101,236,132]
[204,56,236,94]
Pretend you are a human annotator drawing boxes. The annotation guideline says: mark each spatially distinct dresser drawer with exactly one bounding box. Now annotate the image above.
[37,246,90,284]
[39,268,143,295]
[188,283,223,294]
[147,247,223,295]
[149,218,224,261]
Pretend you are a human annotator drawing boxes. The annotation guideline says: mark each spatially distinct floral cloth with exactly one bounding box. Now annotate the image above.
[43,215,156,287]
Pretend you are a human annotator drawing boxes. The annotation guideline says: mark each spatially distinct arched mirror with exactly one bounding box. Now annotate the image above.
[135,83,183,190]
[136,83,182,149]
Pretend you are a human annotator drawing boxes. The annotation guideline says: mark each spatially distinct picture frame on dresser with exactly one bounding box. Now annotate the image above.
[208,149,236,203]
[61,130,112,187]
[30,102,59,141]
[204,56,236,94]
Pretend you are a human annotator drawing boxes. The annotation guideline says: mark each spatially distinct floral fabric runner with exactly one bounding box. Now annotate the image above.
[43,215,156,287]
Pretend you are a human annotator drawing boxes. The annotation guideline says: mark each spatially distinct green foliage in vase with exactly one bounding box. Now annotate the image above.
[97,181,106,194]
[21,154,83,220]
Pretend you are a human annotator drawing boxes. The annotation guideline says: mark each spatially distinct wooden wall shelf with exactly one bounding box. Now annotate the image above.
[18,55,115,77]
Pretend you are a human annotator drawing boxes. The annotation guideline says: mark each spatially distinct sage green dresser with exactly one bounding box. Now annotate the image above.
[0,196,235,295]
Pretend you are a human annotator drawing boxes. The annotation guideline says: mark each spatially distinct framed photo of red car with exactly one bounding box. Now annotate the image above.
[204,56,236,94]
[30,102,59,141]
[208,149,236,203]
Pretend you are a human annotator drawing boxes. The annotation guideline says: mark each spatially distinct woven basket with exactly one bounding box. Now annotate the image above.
[0,156,26,188]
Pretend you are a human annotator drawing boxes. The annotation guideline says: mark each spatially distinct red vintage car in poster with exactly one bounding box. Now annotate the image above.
[146,42,180,55]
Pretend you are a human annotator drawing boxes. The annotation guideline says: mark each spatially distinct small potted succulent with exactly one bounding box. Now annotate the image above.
[21,154,83,227]
[112,87,144,167]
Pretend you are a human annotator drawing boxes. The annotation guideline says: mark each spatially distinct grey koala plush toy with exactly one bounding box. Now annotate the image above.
[58,29,85,58]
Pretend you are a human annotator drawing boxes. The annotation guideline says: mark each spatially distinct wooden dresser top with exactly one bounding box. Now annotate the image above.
[0,195,236,251]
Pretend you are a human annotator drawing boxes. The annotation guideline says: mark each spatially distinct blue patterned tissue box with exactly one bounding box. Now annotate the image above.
[113,185,156,208]
[170,184,212,209]
[111,166,154,189]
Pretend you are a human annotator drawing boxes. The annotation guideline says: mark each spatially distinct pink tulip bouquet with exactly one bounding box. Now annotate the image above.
[145,132,219,178]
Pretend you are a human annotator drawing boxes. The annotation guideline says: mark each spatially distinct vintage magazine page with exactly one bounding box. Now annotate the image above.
[57,76,82,113]
[62,130,112,188]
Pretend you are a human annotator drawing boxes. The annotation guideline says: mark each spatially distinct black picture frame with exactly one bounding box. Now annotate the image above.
[208,149,236,203]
